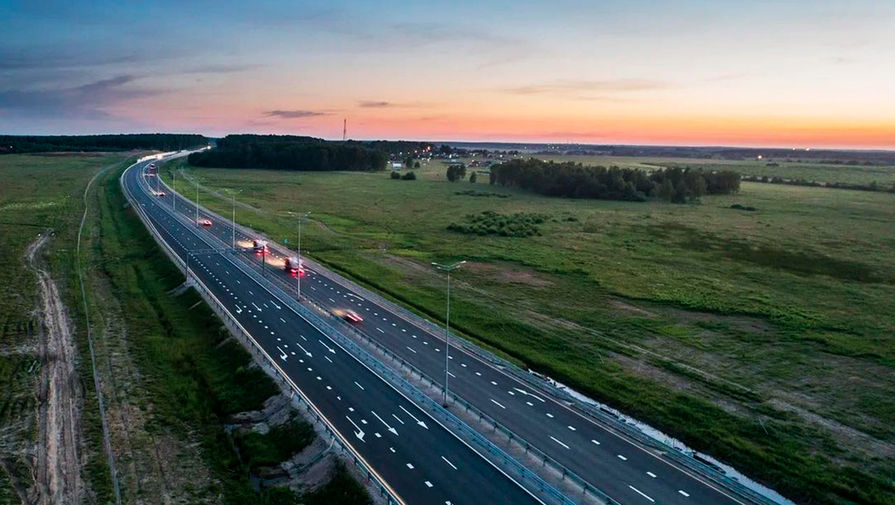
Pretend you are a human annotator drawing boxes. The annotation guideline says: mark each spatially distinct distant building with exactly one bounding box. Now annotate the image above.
[391,162,403,170]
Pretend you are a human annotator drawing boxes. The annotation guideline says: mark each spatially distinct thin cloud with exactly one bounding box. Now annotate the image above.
[264,109,330,119]
[358,101,392,108]
[504,79,672,96]
[0,75,160,119]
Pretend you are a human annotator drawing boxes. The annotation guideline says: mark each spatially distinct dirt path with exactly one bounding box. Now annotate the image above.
[26,232,84,505]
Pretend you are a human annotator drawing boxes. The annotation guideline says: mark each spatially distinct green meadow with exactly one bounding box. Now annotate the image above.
[163,156,895,505]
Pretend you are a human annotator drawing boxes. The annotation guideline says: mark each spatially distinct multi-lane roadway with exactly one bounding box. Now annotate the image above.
[124,158,546,505]
[132,157,758,505]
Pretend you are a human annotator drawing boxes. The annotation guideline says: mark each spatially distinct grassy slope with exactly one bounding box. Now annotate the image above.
[87,160,369,503]
[164,158,895,505]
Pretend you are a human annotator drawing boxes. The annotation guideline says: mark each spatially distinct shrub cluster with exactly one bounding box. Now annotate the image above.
[730,204,757,211]
[447,211,547,237]
[390,170,416,180]
[454,190,510,198]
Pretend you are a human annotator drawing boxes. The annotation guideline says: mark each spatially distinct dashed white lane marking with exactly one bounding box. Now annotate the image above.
[646,471,656,478]
[377,328,385,334]
[617,454,628,461]
[406,346,417,354]
[591,439,601,446]
[678,490,690,498]
[424,481,433,488]
[546,413,554,418]
[406,463,414,469]
[354,381,364,391]
[280,317,286,323]
[490,381,497,386]
[490,399,506,409]
[441,456,457,470]
[629,485,655,503]
[550,436,569,449]
[568,426,576,431]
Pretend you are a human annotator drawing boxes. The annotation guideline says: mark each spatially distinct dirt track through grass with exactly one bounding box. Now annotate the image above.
[27,232,83,505]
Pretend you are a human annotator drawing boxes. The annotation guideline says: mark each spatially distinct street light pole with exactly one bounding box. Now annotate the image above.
[431,260,466,406]
[297,211,310,300]
[232,192,236,251]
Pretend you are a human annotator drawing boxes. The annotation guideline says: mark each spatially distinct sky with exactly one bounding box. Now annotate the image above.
[2,0,894,148]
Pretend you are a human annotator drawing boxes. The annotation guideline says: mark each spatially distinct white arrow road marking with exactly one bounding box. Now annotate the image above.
[251,302,262,312]
[513,387,545,402]
[295,343,312,357]
[318,339,336,354]
[550,436,569,449]
[370,411,398,436]
[629,485,655,502]
[346,416,365,442]
[276,346,287,361]
[398,405,428,429]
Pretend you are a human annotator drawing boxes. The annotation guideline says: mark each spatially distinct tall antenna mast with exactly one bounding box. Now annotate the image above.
[342,118,347,141]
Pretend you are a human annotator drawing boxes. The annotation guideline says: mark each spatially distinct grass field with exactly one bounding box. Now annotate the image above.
[164,156,895,505]
[0,152,127,503]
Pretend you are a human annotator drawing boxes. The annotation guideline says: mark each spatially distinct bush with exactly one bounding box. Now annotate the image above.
[447,211,547,237]
[390,171,401,179]
[401,171,416,180]
[446,163,467,182]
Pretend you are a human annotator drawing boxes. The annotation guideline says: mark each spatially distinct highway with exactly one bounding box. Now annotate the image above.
[141,159,756,505]
[124,159,546,505]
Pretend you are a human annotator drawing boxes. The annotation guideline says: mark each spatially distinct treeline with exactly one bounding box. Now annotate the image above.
[188,134,387,172]
[0,134,208,154]
[489,159,739,202]
[741,175,895,193]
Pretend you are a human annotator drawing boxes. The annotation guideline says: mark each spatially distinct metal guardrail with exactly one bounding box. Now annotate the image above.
[129,164,578,505]
[123,163,406,505]
[153,162,781,505]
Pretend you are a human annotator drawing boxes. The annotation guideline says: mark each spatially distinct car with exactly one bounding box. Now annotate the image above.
[284,256,305,276]
[198,218,212,227]
[155,190,166,197]
[253,239,269,254]
[343,309,363,323]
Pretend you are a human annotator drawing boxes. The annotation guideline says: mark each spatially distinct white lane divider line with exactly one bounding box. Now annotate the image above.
[629,485,655,503]
[646,471,656,478]
[549,436,569,449]
[354,381,364,391]
[490,399,506,409]
[617,454,628,461]
[678,490,690,498]
[591,439,601,446]
[441,456,457,470]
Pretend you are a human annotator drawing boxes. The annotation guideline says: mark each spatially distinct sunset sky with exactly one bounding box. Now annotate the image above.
[2,0,894,148]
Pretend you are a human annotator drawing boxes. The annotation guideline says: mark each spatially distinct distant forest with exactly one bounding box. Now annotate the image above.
[490,159,740,202]
[0,134,208,154]
[188,134,388,172]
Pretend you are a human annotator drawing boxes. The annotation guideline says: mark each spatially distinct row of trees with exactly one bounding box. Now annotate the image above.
[489,159,740,202]
[741,174,895,193]
[188,135,387,172]
[0,134,208,154]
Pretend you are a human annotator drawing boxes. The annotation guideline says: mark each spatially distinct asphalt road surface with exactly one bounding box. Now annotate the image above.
[137,159,754,505]
[125,160,546,505]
